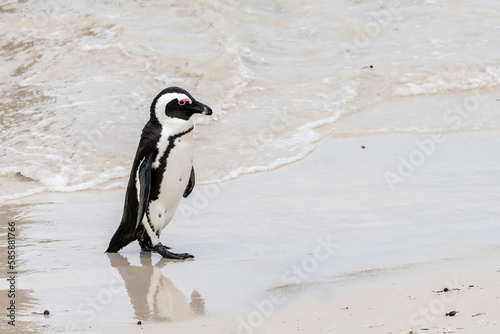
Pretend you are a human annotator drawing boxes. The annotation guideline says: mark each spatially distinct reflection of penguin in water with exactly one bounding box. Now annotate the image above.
[107,253,205,321]
[106,87,212,259]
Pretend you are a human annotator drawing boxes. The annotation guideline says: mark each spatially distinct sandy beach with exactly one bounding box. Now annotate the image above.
[2,1,500,333]
[2,122,500,333]
[105,254,500,334]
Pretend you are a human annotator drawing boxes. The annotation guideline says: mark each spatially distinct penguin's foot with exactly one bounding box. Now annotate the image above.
[155,242,194,260]
[139,240,170,252]
[139,240,155,252]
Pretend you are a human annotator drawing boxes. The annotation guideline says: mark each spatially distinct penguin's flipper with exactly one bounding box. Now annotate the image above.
[183,166,195,198]
[136,152,153,229]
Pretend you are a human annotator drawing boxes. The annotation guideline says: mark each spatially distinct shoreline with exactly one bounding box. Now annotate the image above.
[110,252,500,334]
[1,129,499,333]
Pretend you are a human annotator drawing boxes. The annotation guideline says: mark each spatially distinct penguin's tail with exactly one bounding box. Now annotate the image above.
[105,247,118,253]
[105,241,121,253]
[105,236,133,253]
[105,223,136,253]
[105,237,123,253]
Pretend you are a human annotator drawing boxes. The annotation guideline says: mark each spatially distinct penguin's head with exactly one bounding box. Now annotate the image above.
[150,87,212,124]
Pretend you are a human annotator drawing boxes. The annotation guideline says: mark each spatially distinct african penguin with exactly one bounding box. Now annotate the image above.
[106,87,212,259]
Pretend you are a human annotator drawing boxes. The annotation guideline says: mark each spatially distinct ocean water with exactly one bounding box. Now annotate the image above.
[1,0,500,203]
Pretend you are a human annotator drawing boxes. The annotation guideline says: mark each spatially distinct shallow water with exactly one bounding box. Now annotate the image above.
[1,0,500,201]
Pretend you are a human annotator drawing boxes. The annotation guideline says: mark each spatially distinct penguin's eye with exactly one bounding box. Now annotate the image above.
[178,98,191,106]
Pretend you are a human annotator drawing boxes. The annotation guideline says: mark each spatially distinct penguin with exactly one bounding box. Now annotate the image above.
[106,87,212,259]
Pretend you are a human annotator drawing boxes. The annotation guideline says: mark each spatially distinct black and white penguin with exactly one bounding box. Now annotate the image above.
[106,87,212,259]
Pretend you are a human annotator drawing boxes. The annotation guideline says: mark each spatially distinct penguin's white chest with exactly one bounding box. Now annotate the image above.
[148,130,194,233]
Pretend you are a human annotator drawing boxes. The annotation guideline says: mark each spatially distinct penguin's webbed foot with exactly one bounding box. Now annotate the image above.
[155,242,194,260]
[139,240,155,252]
[139,240,170,252]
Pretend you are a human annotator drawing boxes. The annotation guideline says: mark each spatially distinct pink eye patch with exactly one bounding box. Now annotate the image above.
[178,98,192,106]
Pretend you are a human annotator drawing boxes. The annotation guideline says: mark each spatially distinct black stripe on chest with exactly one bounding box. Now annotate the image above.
[149,126,193,202]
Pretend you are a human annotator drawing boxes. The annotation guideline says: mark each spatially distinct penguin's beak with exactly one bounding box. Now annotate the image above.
[191,101,213,116]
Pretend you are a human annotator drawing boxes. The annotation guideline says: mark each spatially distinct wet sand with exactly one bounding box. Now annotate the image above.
[103,255,500,334]
[1,128,500,333]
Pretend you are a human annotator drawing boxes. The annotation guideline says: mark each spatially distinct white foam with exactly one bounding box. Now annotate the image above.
[0,188,47,203]
[395,65,500,97]
[3,0,500,204]
[200,111,347,185]
[200,148,315,185]
[0,165,128,204]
